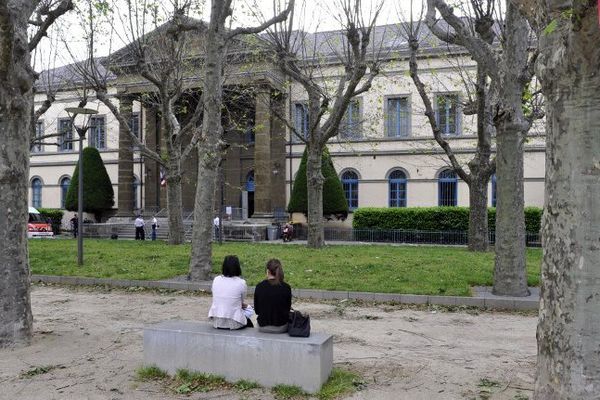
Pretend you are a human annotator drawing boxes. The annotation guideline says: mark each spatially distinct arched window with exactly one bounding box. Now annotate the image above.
[246,171,255,192]
[60,177,71,209]
[31,178,42,208]
[341,170,359,210]
[389,169,407,207]
[491,174,497,207]
[133,176,139,210]
[438,169,457,206]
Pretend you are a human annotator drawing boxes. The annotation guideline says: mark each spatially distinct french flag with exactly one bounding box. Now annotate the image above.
[160,167,167,187]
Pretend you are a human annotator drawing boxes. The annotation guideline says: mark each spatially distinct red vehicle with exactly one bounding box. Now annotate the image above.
[28,207,54,238]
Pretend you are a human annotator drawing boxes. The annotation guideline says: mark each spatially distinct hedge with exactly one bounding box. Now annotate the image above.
[37,208,64,235]
[288,147,348,218]
[352,207,543,233]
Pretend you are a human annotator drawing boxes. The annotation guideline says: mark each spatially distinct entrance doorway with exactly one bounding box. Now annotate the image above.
[246,170,255,217]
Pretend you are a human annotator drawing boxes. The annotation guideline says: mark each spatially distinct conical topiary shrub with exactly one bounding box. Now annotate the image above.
[288,147,348,219]
[65,147,115,221]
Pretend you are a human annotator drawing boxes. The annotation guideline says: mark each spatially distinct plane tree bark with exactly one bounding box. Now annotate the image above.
[511,1,600,397]
[0,0,73,348]
[426,0,535,296]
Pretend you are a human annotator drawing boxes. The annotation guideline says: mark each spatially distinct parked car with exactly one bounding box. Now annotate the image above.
[28,207,54,238]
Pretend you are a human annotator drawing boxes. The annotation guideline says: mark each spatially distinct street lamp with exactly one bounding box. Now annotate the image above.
[65,107,98,266]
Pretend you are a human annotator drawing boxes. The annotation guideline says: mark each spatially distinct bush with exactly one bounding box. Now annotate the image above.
[288,147,348,219]
[65,147,114,221]
[353,207,542,233]
[37,208,64,234]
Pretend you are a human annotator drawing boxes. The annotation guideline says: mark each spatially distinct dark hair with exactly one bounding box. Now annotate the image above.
[222,255,242,277]
[266,259,284,284]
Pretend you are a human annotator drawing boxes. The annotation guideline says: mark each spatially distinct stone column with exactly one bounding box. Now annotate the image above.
[270,92,287,212]
[144,106,160,212]
[116,96,134,216]
[253,88,272,217]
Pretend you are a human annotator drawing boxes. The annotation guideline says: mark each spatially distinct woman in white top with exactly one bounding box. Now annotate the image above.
[208,255,253,329]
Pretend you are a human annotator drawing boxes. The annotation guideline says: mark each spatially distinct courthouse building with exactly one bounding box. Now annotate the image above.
[29,23,545,224]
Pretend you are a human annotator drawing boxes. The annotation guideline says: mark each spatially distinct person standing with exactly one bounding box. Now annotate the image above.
[134,215,145,240]
[254,259,292,333]
[213,215,220,240]
[70,214,78,238]
[151,216,159,241]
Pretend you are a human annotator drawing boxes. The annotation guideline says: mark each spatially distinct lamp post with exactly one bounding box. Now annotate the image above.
[65,107,98,266]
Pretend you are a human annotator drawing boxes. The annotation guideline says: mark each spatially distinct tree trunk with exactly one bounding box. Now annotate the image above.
[0,2,35,348]
[492,126,528,296]
[188,2,224,280]
[533,9,600,399]
[0,96,33,348]
[492,3,529,297]
[189,146,219,281]
[166,157,184,245]
[468,171,489,252]
[306,145,324,248]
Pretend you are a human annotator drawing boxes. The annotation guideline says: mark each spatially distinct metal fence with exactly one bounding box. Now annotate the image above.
[290,226,541,247]
[77,220,541,247]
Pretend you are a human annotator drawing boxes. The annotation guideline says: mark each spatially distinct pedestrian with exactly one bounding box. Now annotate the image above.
[151,216,159,241]
[70,214,78,238]
[213,215,220,240]
[134,215,145,240]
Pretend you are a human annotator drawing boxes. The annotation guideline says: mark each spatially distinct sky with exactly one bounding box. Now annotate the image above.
[33,0,418,70]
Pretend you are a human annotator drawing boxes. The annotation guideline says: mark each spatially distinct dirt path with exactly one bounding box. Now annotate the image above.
[0,285,537,400]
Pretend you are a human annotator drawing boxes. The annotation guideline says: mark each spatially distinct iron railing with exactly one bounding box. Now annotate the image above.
[76,221,541,247]
[290,226,541,247]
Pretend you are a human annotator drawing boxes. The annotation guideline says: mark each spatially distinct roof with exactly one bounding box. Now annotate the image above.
[36,19,503,92]
[36,57,116,92]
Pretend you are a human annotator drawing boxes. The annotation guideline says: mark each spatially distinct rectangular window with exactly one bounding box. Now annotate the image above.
[130,113,140,138]
[58,118,73,151]
[293,103,308,141]
[340,100,361,139]
[386,97,410,137]
[389,182,407,207]
[32,120,44,153]
[89,116,106,149]
[435,94,459,135]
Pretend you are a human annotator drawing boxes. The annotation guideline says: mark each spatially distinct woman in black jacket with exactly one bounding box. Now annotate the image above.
[254,259,292,333]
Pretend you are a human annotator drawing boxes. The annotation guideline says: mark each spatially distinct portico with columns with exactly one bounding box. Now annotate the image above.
[113,83,287,219]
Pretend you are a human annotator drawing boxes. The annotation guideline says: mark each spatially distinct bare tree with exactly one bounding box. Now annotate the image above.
[509,0,600,397]
[424,0,538,296]
[268,0,383,248]
[71,0,206,244]
[186,0,293,280]
[401,0,497,251]
[0,0,73,348]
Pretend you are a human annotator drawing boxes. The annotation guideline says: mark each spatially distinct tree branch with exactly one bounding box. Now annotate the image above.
[408,37,471,184]
[226,0,294,40]
[426,0,499,80]
[95,90,164,165]
[29,0,73,51]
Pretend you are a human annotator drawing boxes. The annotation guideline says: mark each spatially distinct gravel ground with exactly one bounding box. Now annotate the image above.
[0,285,538,400]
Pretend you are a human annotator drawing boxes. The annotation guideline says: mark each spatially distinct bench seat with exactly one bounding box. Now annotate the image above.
[143,320,333,393]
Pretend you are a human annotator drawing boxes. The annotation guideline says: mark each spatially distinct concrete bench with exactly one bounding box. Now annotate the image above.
[143,320,333,393]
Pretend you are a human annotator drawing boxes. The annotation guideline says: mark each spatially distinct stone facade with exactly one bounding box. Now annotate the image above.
[29,24,546,224]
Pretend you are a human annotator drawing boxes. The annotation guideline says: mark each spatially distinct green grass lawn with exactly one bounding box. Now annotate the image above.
[28,239,542,296]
